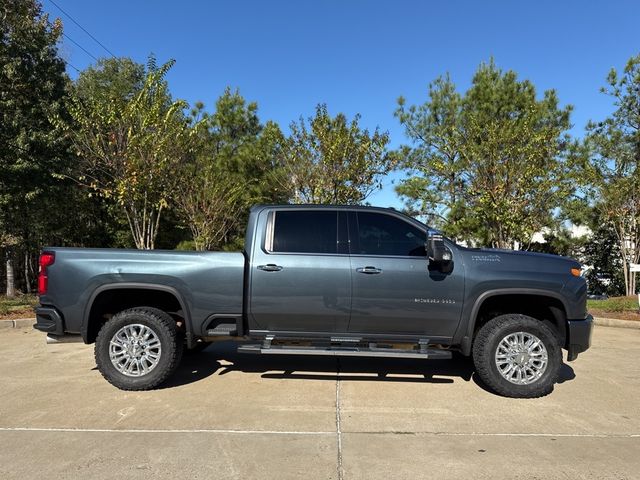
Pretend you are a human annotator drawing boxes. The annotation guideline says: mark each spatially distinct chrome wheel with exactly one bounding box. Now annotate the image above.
[109,324,162,377]
[495,331,548,385]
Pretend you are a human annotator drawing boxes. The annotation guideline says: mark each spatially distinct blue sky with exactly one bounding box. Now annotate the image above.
[43,0,640,208]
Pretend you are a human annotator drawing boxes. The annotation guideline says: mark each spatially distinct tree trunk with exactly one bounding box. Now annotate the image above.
[24,251,31,294]
[6,250,15,298]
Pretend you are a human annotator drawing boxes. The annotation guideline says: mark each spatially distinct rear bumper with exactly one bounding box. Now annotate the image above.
[566,314,593,361]
[33,306,65,336]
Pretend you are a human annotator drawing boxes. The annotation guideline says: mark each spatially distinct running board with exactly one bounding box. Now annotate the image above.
[237,344,452,360]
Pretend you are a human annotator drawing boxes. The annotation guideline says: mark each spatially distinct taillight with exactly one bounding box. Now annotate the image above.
[38,252,55,296]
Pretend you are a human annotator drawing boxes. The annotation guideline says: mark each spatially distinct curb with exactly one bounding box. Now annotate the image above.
[593,317,640,330]
[0,318,35,330]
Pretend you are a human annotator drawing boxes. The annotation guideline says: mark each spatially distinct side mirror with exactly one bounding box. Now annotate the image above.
[426,232,453,272]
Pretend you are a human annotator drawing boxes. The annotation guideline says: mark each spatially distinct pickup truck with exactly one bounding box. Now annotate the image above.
[34,205,593,398]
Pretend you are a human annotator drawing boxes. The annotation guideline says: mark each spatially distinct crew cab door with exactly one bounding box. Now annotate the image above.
[347,211,464,338]
[248,209,351,333]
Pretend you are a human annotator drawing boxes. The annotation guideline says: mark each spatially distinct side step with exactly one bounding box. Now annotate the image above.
[206,323,237,336]
[237,339,452,360]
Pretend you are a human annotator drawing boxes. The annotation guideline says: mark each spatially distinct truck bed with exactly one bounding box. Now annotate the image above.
[39,248,245,338]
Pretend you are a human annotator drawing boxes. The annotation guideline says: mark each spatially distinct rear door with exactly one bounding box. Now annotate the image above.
[348,211,464,338]
[249,209,351,333]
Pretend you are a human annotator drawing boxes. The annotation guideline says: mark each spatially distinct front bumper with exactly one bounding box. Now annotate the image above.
[566,314,593,361]
[33,306,65,336]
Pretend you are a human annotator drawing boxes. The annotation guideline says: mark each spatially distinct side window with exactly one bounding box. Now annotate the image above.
[355,212,426,257]
[271,211,338,254]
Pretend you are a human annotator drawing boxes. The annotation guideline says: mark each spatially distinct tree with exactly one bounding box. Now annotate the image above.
[63,57,190,250]
[0,0,71,296]
[72,58,148,248]
[583,54,640,296]
[581,220,626,296]
[395,60,573,248]
[174,88,288,250]
[75,58,145,108]
[283,104,395,205]
[395,75,472,237]
[174,166,245,251]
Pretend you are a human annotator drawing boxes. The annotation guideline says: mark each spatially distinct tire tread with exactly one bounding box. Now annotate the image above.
[472,314,561,398]
[95,307,183,391]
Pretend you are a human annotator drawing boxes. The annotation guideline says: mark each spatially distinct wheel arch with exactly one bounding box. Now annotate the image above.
[460,289,569,356]
[82,283,192,346]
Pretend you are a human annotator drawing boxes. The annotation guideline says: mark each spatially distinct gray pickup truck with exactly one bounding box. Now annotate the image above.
[34,204,593,398]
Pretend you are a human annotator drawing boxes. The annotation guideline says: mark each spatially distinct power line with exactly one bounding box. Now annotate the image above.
[62,33,99,62]
[47,0,116,58]
[64,60,81,73]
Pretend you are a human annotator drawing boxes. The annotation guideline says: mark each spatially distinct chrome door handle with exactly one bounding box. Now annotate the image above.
[257,264,283,272]
[356,266,382,274]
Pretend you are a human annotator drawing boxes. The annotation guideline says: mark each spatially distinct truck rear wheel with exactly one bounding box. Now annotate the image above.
[472,314,561,398]
[95,307,183,390]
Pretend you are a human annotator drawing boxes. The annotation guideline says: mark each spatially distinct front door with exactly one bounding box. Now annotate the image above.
[348,211,464,338]
[249,209,351,333]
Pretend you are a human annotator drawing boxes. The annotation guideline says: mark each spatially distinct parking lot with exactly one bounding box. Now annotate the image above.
[0,324,638,479]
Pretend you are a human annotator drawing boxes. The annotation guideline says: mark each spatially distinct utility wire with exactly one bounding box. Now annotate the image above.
[62,33,99,62]
[64,60,81,73]
[47,0,116,58]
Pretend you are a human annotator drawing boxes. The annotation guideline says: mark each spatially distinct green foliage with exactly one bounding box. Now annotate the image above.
[174,88,288,250]
[581,220,626,296]
[75,58,145,108]
[283,104,395,204]
[0,294,38,316]
[63,57,191,249]
[583,53,640,296]
[528,228,586,258]
[0,0,78,294]
[175,240,197,251]
[395,59,573,248]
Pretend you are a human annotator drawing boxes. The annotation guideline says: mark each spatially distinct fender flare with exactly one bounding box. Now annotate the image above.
[82,282,193,347]
[460,288,570,355]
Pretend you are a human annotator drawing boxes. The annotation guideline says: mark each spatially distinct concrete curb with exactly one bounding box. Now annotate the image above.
[593,317,640,330]
[0,318,35,330]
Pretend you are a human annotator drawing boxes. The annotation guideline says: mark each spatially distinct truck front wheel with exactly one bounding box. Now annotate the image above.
[95,307,183,390]
[472,314,561,398]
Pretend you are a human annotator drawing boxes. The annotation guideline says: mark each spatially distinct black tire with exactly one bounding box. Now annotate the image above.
[95,307,183,390]
[472,314,561,398]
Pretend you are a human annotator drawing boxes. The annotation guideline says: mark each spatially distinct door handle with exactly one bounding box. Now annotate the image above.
[257,264,283,272]
[356,266,382,274]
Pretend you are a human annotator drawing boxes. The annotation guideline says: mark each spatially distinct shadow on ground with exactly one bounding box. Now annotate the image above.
[162,341,469,388]
[161,340,576,391]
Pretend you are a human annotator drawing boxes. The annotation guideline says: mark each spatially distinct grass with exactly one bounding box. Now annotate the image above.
[0,294,38,318]
[587,296,639,313]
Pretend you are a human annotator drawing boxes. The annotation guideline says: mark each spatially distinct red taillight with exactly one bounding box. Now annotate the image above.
[38,252,55,296]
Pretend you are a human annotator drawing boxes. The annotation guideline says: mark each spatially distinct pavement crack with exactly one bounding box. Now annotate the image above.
[335,358,344,480]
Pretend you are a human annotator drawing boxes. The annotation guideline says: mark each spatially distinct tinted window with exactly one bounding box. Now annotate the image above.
[272,211,338,254]
[355,212,426,256]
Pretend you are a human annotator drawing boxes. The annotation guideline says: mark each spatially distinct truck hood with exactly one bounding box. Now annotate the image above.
[468,248,580,266]
[460,247,581,277]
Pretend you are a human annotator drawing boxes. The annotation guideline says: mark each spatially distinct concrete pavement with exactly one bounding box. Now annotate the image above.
[0,325,638,479]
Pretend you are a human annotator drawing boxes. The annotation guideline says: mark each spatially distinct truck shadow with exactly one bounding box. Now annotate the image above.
[163,340,576,391]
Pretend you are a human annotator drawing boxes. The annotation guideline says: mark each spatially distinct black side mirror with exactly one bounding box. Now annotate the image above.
[426,232,453,272]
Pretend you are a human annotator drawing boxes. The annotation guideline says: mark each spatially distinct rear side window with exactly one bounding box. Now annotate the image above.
[271,211,338,254]
[355,212,426,257]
